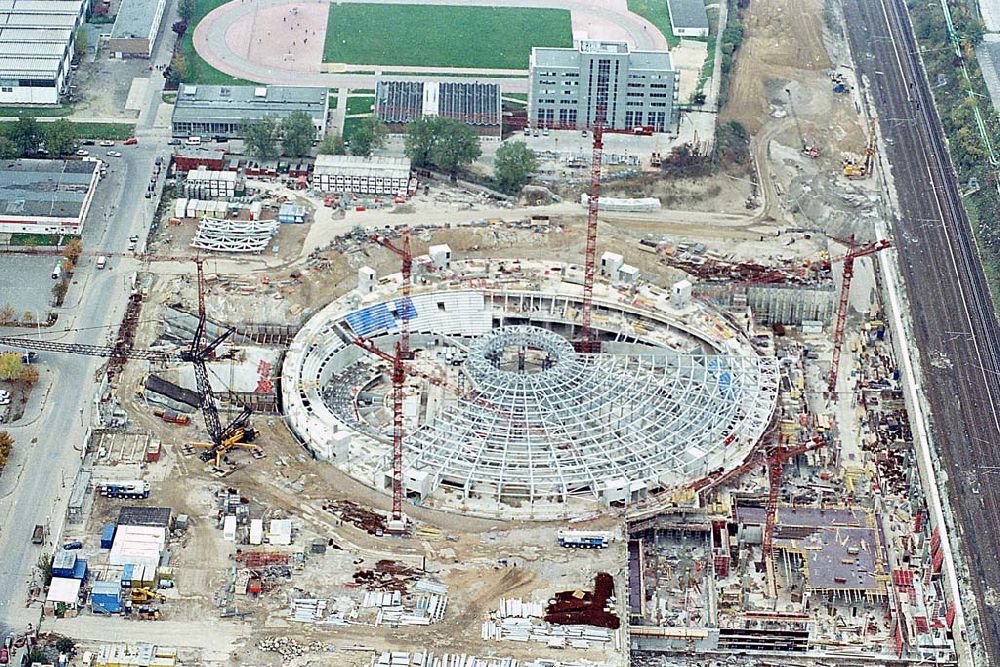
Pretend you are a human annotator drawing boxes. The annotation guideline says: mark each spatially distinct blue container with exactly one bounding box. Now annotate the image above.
[121,563,134,587]
[52,550,77,578]
[71,558,88,581]
[100,524,116,550]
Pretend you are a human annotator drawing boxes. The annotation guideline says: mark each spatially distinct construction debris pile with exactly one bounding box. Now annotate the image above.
[353,560,421,591]
[481,597,617,648]
[545,573,620,629]
[191,216,279,253]
[256,636,335,660]
[326,499,388,534]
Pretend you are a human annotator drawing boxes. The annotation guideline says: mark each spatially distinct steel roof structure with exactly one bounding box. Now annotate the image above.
[408,326,776,501]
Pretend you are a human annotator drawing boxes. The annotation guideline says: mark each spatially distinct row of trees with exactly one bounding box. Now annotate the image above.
[242,111,323,159]
[404,116,538,192]
[242,112,539,193]
[0,117,81,159]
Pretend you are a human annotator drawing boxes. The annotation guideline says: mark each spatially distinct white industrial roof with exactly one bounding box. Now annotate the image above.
[0,40,66,58]
[0,26,72,42]
[314,155,411,179]
[46,577,82,604]
[0,55,60,77]
[186,169,237,182]
[0,12,78,27]
[109,525,166,568]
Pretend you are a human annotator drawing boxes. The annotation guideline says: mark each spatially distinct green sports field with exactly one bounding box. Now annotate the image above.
[323,4,573,70]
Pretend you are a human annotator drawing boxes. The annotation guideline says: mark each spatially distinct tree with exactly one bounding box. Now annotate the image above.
[0,136,16,159]
[349,117,387,156]
[0,353,22,381]
[281,111,317,158]
[0,431,12,470]
[165,51,187,89]
[403,117,481,176]
[9,117,41,156]
[44,119,79,156]
[19,365,38,385]
[0,303,15,325]
[493,141,538,194]
[242,115,282,159]
[403,116,439,168]
[428,120,481,177]
[318,132,346,155]
[63,238,82,264]
[178,0,196,22]
[74,28,89,62]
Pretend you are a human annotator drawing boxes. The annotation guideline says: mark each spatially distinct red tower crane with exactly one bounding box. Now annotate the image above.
[370,230,414,360]
[578,112,604,353]
[827,236,892,394]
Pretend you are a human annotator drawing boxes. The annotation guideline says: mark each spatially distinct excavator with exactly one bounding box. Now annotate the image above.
[843,117,877,179]
[131,587,167,603]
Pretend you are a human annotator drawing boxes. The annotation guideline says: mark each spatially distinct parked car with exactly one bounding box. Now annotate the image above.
[75,149,88,156]
[62,541,83,550]
[100,140,114,147]
[123,137,138,145]
[81,139,95,146]
[107,151,122,157]
[167,138,181,145]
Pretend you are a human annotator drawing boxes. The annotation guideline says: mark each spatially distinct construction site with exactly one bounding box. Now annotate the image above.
[0,0,974,663]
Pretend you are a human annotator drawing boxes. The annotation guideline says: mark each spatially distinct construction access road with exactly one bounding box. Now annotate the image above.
[843,0,1000,662]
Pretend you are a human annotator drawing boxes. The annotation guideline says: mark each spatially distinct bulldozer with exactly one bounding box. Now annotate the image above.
[131,587,166,603]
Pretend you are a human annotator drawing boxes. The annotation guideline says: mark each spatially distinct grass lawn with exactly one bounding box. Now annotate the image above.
[8,234,65,247]
[181,0,256,84]
[323,4,572,69]
[346,96,374,116]
[0,121,135,140]
[328,91,339,109]
[342,116,365,145]
[0,105,71,118]
[627,0,680,48]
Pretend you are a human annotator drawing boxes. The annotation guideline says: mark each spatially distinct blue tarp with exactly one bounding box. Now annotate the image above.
[345,303,396,337]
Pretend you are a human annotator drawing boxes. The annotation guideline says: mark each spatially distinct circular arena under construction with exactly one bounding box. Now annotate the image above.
[282,254,778,518]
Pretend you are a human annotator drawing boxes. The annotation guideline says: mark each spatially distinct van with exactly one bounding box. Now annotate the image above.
[186,136,202,146]
[51,262,63,280]
[96,256,107,269]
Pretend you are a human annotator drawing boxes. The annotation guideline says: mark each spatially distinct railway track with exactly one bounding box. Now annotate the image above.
[842,0,1000,661]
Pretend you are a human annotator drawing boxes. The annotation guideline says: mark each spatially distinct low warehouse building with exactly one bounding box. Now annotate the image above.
[375,80,502,140]
[0,159,100,236]
[171,84,330,140]
[107,0,168,57]
[667,0,709,38]
[312,155,412,196]
[0,0,86,104]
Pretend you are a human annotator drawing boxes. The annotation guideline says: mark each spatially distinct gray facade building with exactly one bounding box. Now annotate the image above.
[528,40,677,132]
[171,84,330,140]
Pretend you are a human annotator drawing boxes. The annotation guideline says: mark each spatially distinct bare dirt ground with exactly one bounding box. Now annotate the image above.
[226,2,326,73]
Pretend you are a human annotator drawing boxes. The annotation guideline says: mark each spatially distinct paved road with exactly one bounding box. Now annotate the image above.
[0,8,178,640]
[193,0,667,90]
[843,0,1000,661]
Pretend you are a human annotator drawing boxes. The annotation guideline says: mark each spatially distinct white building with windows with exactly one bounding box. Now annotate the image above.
[0,0,86,104]
[528,40,678,132]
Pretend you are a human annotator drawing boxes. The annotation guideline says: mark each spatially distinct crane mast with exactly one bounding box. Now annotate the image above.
[578,112,604,352]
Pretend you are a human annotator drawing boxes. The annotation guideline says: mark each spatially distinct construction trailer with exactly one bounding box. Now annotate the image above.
[312,155,413,196]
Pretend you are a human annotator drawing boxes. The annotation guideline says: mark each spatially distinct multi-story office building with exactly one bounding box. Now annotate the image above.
[528,40,677,132]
